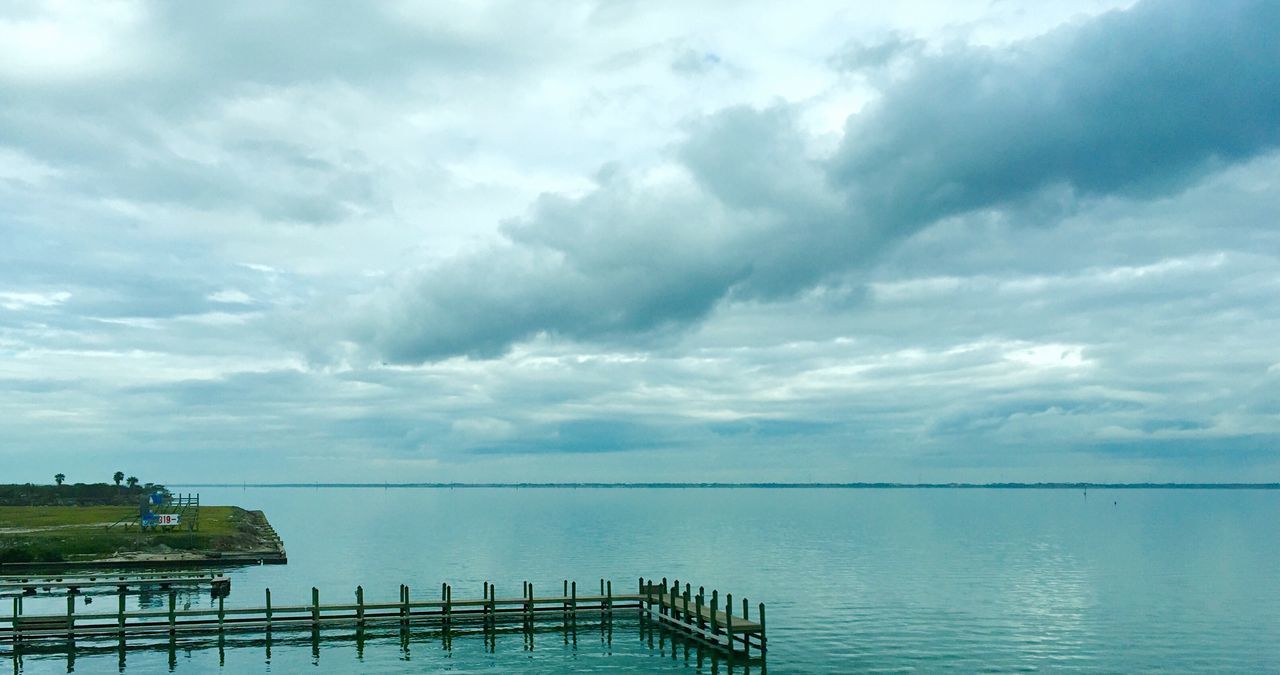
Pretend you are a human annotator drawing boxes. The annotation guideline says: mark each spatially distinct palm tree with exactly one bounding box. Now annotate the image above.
[113,471,124,487]
[54,473,65,486]
[126,476,139,489]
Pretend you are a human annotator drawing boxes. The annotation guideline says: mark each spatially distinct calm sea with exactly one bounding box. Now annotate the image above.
[5,487,1279,673]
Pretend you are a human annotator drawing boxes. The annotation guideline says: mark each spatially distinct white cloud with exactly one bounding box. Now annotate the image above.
[0,0,1276,483]
[0,290,70,310]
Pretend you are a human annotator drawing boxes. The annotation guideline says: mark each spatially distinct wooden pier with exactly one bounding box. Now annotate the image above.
[0,572,229,597]
[0,576,766,658]
[641,578,766,655]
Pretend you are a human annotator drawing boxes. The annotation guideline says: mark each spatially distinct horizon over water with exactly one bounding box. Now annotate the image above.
[6,487,1278,672]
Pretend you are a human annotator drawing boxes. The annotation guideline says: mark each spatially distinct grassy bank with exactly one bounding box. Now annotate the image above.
[0,505,260,563]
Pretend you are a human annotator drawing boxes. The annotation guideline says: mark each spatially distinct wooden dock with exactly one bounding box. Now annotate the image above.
[0,576,766,658]
[641,578,766,655]
[0,572,229,597]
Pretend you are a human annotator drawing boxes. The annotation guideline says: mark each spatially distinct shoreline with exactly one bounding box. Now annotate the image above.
[0,508,287,573]
[166,482,1280,490]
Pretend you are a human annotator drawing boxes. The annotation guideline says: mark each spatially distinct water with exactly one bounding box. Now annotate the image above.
[5,488,1279,672]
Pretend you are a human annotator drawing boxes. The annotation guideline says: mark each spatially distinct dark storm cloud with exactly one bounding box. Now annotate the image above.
[359,0,1280,364]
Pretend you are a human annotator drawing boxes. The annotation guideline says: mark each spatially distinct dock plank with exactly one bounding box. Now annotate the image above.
[643,591,762,633]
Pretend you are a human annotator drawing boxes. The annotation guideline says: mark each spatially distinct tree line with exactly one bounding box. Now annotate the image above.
[52,471,140,488]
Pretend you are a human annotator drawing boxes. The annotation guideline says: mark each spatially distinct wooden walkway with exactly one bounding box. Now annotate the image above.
[0,577,766,657]
[0,572,229,597]
[641,578,765,655]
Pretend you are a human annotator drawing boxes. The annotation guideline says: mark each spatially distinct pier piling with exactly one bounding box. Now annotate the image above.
[3,575,766,658]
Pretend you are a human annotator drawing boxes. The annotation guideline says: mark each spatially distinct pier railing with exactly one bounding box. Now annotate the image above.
[0,576,766,657]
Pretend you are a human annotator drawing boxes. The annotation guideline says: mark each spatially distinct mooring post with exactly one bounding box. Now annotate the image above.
[725,593,733,652]
[403,583,410,621]
[11,596,19,643]
[218,594,226,631]
[607,580,613,614]
[563,580,568,613]
[445,584,452,624]
[66,591,74,636]
[670,581,679,621]
[571,580,577,615]
[710,590,719,638]
[118,588,126,634]
[356,586,364,625]
[265,588,272,627]
[168,591,176,633]
[683,585,691,622]
[661,578,669,617]
[697,587,705,629]
[483,581,489,620]
[759,603,767,652]
[311,587,319,626]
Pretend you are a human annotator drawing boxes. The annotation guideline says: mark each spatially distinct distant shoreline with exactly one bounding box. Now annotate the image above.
[166,482,1280,490]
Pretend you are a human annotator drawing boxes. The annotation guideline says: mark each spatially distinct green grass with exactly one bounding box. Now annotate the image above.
[0,506,256,563]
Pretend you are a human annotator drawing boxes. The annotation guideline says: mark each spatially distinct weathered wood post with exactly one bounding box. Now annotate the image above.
[168,591,176,633]
[571,580,577,615]
[265,588,272,627]
[683,585,691,623]
[695,589,703,631]
[356,586,365,625]
[606,580,613,615]
[662,578,670,617]
[311,587,320,626]
[725,593,733,652]
[483,581,489,620]
[403,583,411,621]
[563,580,569,614]
[709,590,719,638]
[697,587,705,630]
[670,581,679,621]
[66,591,74,636]
[445,584,452,625]
[218,594,225,631]
[759,603,767,652]
[118,588,127,634]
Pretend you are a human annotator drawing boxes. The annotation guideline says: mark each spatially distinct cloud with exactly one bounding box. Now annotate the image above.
[3,0,1278,481]
[832,0,1280,229]
[354,0,1280,364]
[828,33,925,72]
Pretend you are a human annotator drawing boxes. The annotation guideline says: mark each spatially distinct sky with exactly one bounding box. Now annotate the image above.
[1,0,1278,484]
